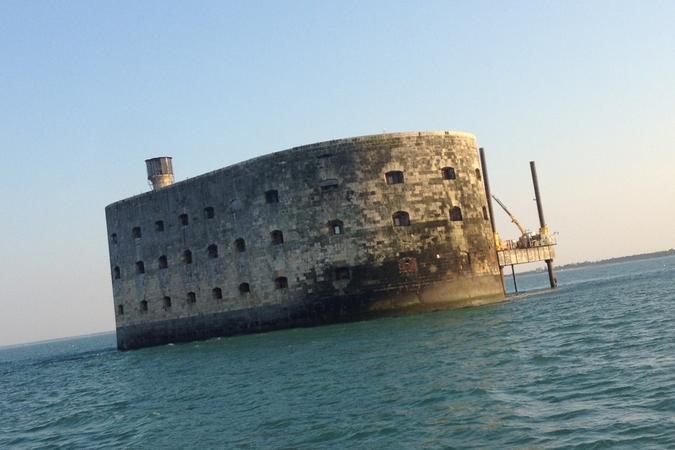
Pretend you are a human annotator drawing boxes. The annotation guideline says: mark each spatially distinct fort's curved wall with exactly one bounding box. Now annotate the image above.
[106,131,504,350]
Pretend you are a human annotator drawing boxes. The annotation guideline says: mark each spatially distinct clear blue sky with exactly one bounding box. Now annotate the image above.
[1,0,674,346]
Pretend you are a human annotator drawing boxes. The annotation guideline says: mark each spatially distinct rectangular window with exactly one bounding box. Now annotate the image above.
[265,190,279,204]
[320,179,339,192]
[335,267,350,280]
[441,167,456,180]
[385,171,404,185]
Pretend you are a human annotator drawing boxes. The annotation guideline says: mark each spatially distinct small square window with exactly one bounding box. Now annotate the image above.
[328,220,343,236]
[271,230,284,245]
[392,211,410,227]
[335,267,350,280]
[385,171,404,185]
[441,167,456,180]
[265,190,279,204]
[275,277,288,289]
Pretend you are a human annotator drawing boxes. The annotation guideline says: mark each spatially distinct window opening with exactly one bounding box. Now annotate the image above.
[163,296,172,308]
[155,220,164,232]
[275,277,288,289]
[158,255,168,269]
[113,266,121,279]
[475,168,482,181]
[207,244,218,259]
[450,206,463,221]
[117,304,124,315]
[320,179,339,192]
[265,190,279,204]
[136,261,145,274]
[441,167,456,180]
[271,230,284,245]
[328,220,344,236]
[239,282,250,294]
[335,267,351,280]
[140,300,148,312]
[111,233,117,244]
[392,211,411,227]
[179,214,189,226]
[183,249,193,264]
[212,287,223,300]
[204,207,214,219]
[482,206,489,220]
[187,292,196,304]
[385,170,404,185]
[132,227,142,239]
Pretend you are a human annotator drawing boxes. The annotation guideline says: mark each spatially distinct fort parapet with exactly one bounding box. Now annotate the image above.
[106,131,504,350]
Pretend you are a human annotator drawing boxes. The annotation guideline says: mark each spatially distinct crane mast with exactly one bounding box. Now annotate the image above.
[491,195,527,237]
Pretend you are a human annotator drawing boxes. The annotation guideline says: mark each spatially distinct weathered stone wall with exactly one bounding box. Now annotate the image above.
[106,131,504,350]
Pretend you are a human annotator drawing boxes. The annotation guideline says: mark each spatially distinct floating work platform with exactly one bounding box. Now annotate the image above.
[497,242,556,267]
[480,151,558,291]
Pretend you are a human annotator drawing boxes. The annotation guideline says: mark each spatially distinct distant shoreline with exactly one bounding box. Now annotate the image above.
[0,330,115,350]
[516,249,675,275]
[556,249,675,270]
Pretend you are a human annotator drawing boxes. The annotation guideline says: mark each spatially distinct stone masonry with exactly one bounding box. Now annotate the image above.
[106,131,505,350]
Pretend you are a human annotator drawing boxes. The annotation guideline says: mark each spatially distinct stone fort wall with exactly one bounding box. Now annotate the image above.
[106,131,504,350]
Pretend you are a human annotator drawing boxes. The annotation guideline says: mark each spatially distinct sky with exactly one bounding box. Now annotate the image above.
[1,0,674,346]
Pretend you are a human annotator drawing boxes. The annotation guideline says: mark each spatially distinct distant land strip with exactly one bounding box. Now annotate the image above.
[516,249,675,275]
[556,249,675,270]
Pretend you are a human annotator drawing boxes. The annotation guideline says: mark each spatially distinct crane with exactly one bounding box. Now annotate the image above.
[491,195,526,236]
[491,194,535,250]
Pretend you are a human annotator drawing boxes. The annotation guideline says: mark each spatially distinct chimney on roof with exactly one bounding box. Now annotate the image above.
[145,157,174,190]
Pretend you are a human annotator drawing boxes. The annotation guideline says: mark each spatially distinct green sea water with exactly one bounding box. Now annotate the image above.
[2,255,675,449]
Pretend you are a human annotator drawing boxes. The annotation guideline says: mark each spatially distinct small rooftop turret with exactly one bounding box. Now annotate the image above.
[145,157,174,190]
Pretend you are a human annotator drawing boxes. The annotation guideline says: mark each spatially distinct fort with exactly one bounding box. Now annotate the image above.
[106,131,507,350]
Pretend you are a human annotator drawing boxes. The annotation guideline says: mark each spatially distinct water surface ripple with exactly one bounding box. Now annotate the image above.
[2,256,675,449]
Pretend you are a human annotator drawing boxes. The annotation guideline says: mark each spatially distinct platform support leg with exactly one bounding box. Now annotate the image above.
[545,259,557,288]
[511,264,518,293]
[530,161,557,289]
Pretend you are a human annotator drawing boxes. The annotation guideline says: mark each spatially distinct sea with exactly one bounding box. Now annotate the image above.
[2,255,675,449]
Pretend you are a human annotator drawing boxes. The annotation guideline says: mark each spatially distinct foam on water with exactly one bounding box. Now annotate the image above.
[2,256,675,449]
